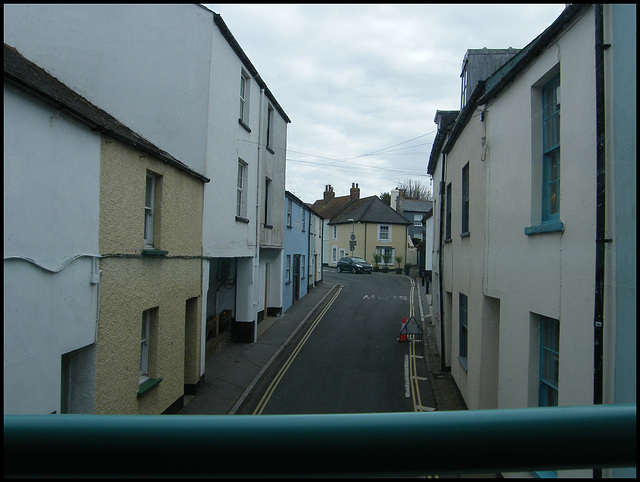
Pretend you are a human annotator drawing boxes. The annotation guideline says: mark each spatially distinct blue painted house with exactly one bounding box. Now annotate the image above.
[283,191,311,313]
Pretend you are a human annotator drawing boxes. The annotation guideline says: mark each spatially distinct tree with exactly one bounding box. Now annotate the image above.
[379,192,391,205]
[397,180,431,201]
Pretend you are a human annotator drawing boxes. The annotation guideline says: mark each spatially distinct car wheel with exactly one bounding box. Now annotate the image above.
[352,267,357,274]
[337,266,342,273]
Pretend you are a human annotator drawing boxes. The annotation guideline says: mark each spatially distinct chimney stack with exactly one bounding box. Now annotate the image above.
[350,183,360,200]
[323,184,335,203]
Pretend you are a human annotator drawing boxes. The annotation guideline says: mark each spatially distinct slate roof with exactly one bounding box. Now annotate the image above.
[309,195,353,220]
[4,43,209,183]
[403,199,432,213]
[329,196,411,226]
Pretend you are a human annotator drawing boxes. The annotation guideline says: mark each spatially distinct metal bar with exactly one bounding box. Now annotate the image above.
[4,404,635,477]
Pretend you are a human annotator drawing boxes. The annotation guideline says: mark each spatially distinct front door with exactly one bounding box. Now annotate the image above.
[293,255,301,301]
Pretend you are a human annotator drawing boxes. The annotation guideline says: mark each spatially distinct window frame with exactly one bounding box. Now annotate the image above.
[264,177,272,227]
[445,182,452,241]
[144,173,155,248]
[458,292,468,371]
[285,254,291,283]
[377,224,391,242]
[541,74,561,224]
[461,162,470,236]
[239,70,250,127]
[266,104,275,153]
[236,160,248,221]
[140,309,152,383]
[539,316,560,407]
[287,199,293,228]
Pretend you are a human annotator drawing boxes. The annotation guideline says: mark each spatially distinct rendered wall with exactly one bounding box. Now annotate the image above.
[3,83,100,414]
[97,137,204,414]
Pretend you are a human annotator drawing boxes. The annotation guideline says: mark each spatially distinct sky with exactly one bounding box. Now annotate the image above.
[206,4,567,205]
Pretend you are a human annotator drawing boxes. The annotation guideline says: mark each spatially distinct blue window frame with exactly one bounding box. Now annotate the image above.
[539,316,559,407]
[459,293,468,371]
[542,75,560,223]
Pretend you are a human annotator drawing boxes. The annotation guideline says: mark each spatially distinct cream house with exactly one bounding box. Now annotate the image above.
[428,9,635,480]
[324,185,411,270]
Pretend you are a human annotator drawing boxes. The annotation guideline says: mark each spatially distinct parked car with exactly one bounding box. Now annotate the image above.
[336,256,372,274]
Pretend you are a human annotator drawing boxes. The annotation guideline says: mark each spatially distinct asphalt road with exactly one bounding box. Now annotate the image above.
[237,268,435,415]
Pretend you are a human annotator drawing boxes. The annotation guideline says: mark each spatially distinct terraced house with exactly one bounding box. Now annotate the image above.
[4,4,289,414]
[428,5,635,476]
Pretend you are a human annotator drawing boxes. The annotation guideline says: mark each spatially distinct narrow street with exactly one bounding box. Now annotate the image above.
[237,269,435,415]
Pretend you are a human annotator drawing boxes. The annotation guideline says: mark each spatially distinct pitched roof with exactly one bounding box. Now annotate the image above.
[310,195,352,220]
[4,43,209,183]
[403,199,433,213]
[329,196,411,226]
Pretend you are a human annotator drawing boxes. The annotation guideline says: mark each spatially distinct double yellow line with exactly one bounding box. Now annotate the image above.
[253,285,343,415]
[406,276,429,413]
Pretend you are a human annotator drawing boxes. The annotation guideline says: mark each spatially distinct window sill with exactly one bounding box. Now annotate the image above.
[264,224,273,230]
[137,377,162,397]
[236,216,250,224]
[460,231,470,238]
[524,220,564,236]
[266,146,275,155]
[238,119,251,133]
[141,249,168,257]
[444,238,452,244]
[458,356,468,372]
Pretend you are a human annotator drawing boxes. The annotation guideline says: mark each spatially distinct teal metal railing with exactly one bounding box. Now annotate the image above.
[4,404,635,477]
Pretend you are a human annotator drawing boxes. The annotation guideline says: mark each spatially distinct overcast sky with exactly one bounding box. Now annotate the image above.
[205,4,566,205]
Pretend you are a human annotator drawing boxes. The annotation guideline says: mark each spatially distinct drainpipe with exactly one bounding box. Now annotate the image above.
[593,4,609,411]
[438,153,447,372]
[253,87,265,343]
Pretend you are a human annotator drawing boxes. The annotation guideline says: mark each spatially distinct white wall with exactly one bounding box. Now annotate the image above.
[3,83,100,414]
[3,4,213,175]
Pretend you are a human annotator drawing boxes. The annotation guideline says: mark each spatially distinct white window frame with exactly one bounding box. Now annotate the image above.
[331,246,338,264]
[413,214,423,226]
[140,309,151,383]
[332,225,337,240]
[376,246,395,265]
[339,248,346,260]
[144,173,155,248]
[287,199,292,227]
[377,224,391,242]
[239,70,250,124]
[285,255,291,283]
[237,160,247,219]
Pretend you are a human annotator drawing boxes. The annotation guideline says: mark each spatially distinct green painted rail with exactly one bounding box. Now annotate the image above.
[4,404,635,477]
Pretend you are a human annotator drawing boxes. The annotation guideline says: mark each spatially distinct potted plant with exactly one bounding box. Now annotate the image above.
[372,253,382,272]
[404,262,413,276]
[382,253,391,272]
[395,255,404,274]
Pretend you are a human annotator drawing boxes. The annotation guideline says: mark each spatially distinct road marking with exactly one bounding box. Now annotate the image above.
[404,355,410,398]
[252,285,343,415]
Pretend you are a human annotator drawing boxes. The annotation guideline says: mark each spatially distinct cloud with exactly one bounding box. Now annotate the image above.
[206,4,566,203]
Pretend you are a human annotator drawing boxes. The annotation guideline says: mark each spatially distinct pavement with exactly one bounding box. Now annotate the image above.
[179,268,467,416]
